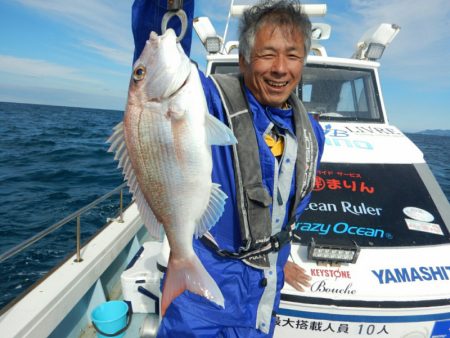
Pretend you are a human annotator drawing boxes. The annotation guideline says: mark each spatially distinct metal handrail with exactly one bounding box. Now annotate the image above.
[0,182,129,264]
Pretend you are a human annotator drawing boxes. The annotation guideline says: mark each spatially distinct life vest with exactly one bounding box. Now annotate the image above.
[203,73,319,269]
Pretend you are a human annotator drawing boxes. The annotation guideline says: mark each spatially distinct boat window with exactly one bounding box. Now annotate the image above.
[300,65,383,123]
[209,62,239,75]
[293,163,450,248]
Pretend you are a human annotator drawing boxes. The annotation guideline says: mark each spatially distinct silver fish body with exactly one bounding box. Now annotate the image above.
[108,29,236,315]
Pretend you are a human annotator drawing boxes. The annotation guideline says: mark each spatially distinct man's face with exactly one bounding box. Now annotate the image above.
[240,23,305,108]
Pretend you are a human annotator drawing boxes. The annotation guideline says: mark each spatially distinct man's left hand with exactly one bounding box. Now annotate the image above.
[284,260,311,292]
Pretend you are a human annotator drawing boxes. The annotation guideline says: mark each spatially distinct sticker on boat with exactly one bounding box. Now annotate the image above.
[405,218,444,236]
[403,206,435,222]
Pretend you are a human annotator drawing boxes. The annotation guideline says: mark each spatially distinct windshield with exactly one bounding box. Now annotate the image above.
[209,62,239,75]
[299,65,383,122]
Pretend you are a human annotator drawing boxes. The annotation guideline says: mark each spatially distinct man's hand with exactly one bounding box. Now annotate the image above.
[284,261,311,292]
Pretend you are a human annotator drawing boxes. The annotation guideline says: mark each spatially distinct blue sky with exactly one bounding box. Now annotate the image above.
[0,0,449,132]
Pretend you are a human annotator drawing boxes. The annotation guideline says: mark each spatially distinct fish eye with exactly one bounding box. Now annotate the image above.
[133,65,146,81]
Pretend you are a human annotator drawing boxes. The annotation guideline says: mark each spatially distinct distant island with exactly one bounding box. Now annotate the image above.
[415,129,450,137]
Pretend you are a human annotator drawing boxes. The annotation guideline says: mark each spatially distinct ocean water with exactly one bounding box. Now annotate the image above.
[0,102,130,310]
[406,132,450,199]
[0,101,449,310]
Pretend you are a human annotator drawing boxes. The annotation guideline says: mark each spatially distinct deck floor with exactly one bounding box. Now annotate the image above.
[81,313,157,338]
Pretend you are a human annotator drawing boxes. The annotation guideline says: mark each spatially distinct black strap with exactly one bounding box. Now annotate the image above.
[200,228,293,261]
[167,0,183,11]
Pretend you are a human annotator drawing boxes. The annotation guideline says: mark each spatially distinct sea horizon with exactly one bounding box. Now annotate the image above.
[0,100,124,114]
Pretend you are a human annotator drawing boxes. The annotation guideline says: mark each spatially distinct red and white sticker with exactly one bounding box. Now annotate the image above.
[405,218,443,235]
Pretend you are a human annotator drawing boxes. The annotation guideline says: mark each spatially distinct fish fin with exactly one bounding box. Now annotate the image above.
[107,122,164,240]
[161,253,224,317]
[106,122,124,150]
[205,114,237,146]
[194,183,227,238]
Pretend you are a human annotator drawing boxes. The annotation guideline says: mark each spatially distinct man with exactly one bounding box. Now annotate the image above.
[132,0,324,336]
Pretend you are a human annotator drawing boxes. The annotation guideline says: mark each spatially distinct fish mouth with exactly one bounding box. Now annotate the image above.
[167,74,190,99]
[147,72,190,104]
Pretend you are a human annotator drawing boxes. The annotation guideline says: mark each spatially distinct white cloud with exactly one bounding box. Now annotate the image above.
[321,0,450,86]
[81,40,132,66]
[0,81,126,110]
[17,0,134,60]
[0,54,97,84]
[349,0,450,53]
[0,54,128,110]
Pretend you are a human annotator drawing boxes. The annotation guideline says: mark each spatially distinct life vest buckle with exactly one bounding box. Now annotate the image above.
[269,229,293,252]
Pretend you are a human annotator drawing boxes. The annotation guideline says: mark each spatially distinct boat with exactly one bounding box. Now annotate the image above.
[1,3,449,338]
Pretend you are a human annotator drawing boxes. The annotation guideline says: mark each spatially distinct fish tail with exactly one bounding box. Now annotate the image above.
[161,254,224,316]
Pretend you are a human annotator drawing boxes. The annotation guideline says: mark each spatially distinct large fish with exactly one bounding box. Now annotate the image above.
[108,29,236,315]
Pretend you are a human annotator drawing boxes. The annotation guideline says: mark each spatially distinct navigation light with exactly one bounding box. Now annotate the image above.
[193,17,222,54]
[353,23,400,61]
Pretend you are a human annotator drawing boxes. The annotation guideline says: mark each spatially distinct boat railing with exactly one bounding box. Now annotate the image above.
[0,182,129,264]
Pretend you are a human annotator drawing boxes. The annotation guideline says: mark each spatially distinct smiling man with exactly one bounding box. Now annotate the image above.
[239,11,306,108]
[132,0,324,336]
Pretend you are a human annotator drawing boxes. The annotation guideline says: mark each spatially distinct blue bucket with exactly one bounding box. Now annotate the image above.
[91,300,131,338]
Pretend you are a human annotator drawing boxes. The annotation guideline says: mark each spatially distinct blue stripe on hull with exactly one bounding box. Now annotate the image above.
[278,308,450,323]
